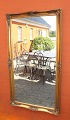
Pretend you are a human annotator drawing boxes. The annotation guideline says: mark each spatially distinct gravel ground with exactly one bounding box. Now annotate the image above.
[14,77,55,108]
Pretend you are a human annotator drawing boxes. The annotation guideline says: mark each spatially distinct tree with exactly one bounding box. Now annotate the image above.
[49,31,56,37]
[32,36,54,51]
[43,37,54,51]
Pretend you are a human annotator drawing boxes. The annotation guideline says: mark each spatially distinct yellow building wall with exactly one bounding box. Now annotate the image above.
[11,22,49,57]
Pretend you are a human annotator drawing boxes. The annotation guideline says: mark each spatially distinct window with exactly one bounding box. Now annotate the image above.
[30,28,33,40]
[18,26,22,41]
[42,30,46,37]
[38,30,46,37]
[38,29,42,36]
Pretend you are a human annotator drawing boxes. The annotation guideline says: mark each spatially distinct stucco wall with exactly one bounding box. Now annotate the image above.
[11,21,49,52]
[0,0,70,120]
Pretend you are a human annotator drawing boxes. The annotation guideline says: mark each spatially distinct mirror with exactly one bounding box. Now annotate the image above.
[6,9,61,115]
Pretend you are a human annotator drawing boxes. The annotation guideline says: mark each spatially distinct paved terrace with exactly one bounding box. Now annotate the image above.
[14,75,55,108]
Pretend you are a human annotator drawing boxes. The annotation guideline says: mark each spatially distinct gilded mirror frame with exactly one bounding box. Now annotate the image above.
[6,9,61,115]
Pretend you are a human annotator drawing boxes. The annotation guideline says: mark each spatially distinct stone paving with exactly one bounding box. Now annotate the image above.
[14,75,55,108]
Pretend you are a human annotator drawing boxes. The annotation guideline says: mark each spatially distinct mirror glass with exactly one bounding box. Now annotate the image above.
[7,9,61,114]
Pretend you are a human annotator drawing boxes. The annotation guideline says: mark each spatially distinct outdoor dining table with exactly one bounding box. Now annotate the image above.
[15,50,56,84]
[25,50,56,67]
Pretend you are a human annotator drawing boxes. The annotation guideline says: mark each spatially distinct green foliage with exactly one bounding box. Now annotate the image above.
[49,31,56,37]
[32,36,44,50]
[43,37,54,50]
[32,36,54,51]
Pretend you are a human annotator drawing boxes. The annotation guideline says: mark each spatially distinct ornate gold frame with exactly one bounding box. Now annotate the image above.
[6,9,62,115]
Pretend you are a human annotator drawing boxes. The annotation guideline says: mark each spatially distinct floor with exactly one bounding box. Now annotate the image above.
[14,74,55,108]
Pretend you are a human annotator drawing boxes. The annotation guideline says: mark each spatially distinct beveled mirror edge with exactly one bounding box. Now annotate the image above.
[6,9,62,115]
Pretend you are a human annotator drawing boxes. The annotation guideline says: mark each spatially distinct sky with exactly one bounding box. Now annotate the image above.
[42,16,56,31]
